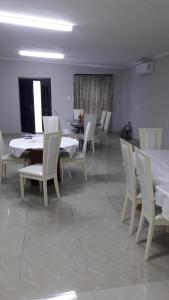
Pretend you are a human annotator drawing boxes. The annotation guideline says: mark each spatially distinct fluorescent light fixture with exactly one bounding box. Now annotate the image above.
[0,11,73,31]
[19,50,64,59]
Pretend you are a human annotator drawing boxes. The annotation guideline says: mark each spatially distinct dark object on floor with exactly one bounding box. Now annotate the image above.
[120,121,133,140]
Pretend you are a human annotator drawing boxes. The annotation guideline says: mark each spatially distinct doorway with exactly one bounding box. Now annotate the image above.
[19,78,52,134]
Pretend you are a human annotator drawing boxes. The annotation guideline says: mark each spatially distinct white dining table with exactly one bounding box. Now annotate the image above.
[139,149,169,220]
[9,135,79,158]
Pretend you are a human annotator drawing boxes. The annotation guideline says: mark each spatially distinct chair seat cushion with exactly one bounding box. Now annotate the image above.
[19,164,43,177]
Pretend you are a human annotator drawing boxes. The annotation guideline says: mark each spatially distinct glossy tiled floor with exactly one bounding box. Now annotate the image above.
[1,134,169,300]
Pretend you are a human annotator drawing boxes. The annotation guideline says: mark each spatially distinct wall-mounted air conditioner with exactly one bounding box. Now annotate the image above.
[136,61,154,75]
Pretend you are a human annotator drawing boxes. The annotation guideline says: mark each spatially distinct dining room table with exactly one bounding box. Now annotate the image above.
[137,149,169,221]
[9,134,79,182]
[9,134,79,158]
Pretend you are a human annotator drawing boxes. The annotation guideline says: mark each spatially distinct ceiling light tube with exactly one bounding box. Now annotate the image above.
[19,50,64,59]
[0,12,73,31]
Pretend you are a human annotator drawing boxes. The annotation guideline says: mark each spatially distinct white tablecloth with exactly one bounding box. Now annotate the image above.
[9,135,79,158]
[145,150,169,185]
[141,150,169,220]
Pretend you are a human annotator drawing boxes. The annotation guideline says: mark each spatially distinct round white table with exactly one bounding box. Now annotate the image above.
[9,135,79,158]
[134,149,169,221]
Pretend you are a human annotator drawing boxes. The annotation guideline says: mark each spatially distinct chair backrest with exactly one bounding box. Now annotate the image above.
[84,114,97,140]
[139,128,162,150]
[120,138,136,199]
[0,130,6,158]
[82,122,91,155]
[73,109,84,120]
[104,111,112,132]
[43,132,62,178]
[100,110,107,129]
[43,116,61,133]
[135,147,155,221]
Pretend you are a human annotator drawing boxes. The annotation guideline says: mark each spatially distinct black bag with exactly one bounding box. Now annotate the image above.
[120,121,133,140]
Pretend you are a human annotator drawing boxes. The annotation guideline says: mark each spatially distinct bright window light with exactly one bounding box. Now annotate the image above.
[33,81,43,133]
[0,11,73,31]
[19,50,64,60]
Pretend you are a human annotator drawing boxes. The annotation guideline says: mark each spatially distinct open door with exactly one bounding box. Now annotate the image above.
[19,78,52,134]
[19,79,35,133]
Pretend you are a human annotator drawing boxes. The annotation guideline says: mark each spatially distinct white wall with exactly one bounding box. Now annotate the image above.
[118,56,169,147]
[0,59,121,133]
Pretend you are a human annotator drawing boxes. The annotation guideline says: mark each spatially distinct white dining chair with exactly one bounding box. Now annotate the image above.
[96,111,112,146]
[135,147,169,261]
[43,116,61,133]
[139,128,162,150]
[99,110,107,129]
[0,131,26,184]
[60,122,91,182]
[120,138,141,234]
[78,114,97,154]
[19,132,61,206]
[73,109,84,120]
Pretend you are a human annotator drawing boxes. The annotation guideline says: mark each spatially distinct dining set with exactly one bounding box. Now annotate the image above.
[120,128,169,260]
[0,108,112,206]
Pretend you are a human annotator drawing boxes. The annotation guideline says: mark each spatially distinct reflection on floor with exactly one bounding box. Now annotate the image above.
[0,134,169,300]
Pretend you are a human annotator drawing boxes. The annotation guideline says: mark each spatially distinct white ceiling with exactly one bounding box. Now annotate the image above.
[0,0,169,68]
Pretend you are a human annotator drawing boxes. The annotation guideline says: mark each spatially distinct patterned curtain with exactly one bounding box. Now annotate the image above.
[74,74,113,122]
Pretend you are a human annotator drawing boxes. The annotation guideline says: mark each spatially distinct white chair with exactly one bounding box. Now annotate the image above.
[99,110,107,129]
[139,128,162,150]
[73,109,84,120]
[43,116,61,133]
[60,122,91,182]
[78,114,97,154]
[120,139,141,234]
[96,111,112,146]
[104,111,112,133]
[135,147,169,261]
[19,132,61,206]
[0,131,26,184]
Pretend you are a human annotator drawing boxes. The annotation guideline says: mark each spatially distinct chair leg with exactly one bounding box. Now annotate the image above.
[3,164,6,176]
[83,161,87,181]
[0,162,2,184]
[39,181,43,192]
[43,180,48,206]
[61,162,64,183]
[121,192,128,222]
[92,139,95,154]
[54,176,60,199]
[145,222,154,261]
[129,200,137,235]
[136,212,145,243]
[20,176,25,200]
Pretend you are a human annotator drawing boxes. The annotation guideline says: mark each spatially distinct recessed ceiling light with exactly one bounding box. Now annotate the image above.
[19,50,64,59]
[0,11,73,31]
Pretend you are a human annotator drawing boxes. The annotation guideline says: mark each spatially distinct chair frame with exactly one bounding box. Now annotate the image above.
[0,131,25,184]
[73,109,84,120]
[60,122,91,182]
[43,116,61,133]
[120,138,140,234]
[19,132,61,206]
[79,114,96,154]
[139,128,162,150]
